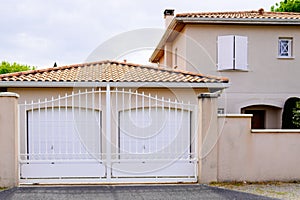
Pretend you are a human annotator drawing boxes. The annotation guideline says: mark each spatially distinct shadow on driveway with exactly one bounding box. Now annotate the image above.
[0,184,278,200]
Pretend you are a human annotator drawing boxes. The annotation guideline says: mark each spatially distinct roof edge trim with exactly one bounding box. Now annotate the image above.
[0,81,230,89]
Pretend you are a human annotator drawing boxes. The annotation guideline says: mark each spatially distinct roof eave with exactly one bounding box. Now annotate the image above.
[178,17,300,25]
[0,81,230,89]
[149,18,179,63]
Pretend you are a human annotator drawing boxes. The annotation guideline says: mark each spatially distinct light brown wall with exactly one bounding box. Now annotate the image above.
[171,28,187,70]
[164,43,173,68]
[8,88,75,104]
[0,93,19,187]
[217,115,300,182]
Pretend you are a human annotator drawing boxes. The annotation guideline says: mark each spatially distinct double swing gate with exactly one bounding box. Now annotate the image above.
[19,86,198,184]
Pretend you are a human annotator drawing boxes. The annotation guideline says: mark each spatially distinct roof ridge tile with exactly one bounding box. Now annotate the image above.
[175,9,300,20]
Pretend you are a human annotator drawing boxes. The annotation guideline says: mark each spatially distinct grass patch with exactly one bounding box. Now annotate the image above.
[254,188,265,194]
[209,180,297,187]
[266,190,289,196]
[210,181,246,187]
[209,181,297,199]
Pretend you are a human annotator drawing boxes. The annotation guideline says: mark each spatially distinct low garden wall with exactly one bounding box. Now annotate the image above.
[216,114,300,182]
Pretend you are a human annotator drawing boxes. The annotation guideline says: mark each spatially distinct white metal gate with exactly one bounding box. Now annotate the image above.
[19,86,198,184]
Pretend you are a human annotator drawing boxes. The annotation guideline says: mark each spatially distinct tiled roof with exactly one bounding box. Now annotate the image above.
[0,60,228,84]
[176,9,300,20]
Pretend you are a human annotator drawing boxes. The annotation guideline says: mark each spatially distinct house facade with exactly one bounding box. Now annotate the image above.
[0,60,228,184]
[1,60,300,186]
[150,9,300,129]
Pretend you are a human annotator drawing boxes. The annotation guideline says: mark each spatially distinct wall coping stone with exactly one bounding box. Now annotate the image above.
[218,114,253,118]
[252,129,300,133]
[0,92,19,98]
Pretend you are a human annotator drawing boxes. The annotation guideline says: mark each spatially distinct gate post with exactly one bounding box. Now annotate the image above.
[0,92,19,187]
[198,93,219,183]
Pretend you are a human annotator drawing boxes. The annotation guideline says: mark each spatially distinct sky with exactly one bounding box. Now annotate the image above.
[0,0,280,68]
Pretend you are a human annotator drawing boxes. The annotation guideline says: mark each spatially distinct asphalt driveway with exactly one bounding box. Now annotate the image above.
[0,184,278,200]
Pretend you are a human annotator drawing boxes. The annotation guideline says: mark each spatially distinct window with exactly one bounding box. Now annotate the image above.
[278,38,293,58]
[218,108,225,114]
[174,48,178,68]
[217,35,248,71]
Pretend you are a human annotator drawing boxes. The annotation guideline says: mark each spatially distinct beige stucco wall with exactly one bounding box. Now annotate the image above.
[164,43,173,68]
[217,115,300,182]
[0,93,19,187]
[8,88,75,104]
[167,24,300,124]
[171,28,187,70]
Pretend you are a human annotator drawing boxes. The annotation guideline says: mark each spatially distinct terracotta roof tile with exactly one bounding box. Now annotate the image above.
[0,60,229,84]
[176,10,300,20]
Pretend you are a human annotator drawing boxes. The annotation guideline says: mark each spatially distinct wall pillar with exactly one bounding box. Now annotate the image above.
[198,93,219,183]
[0,92,19,187]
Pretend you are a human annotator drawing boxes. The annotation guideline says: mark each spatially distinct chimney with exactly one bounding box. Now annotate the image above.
[164,9,175,28]
[258,8,264,15]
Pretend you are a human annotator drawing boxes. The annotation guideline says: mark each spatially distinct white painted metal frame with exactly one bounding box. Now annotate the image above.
[19,86,198,184]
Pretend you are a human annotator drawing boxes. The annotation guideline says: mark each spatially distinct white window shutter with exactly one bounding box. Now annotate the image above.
[287,39,292,56]
[217,35,234,70]
[235,36,248,70]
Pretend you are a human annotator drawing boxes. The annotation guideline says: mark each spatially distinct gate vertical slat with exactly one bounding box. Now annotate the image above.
[168,99,171,157]
[135,90,138,155]
[162,97,164,159]
[23,101,27,161]
[30,100,34,159]
[148,94,151,154]
[188,101,191,159]
[37,99,41,159]
[51,97,54,158]
[85,89,88,158]
[92,88,95,159]
[174,100,178,157]
[180,101,184,158]
[155,95,158,159]
[78,90,82,156]
[44,98,48,159]
[71,92,75,158]
[127,89,130,157]
[142,92,145,154]
[115,88,118,159]
[106,84,111,181]
[98,88,101,159]
[121,88,125,157]
[65,93,68,160]
[58,95,61,157]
